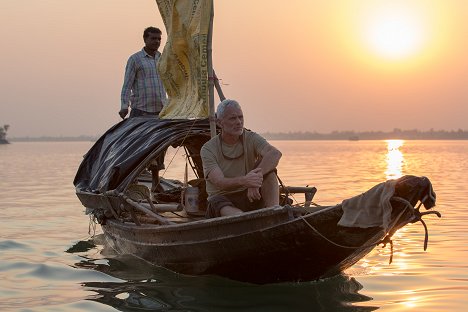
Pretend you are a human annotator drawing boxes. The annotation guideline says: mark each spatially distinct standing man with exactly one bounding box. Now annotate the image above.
[201,99,282,218]
[120,27,167,192]
[119,26,167,119]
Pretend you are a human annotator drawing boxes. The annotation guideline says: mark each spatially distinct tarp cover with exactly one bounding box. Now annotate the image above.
[73,117,210,193]
[156,0,213,119]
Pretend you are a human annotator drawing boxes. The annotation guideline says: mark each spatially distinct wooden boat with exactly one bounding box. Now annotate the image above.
[74,1,441,284]
[74,117,440,284]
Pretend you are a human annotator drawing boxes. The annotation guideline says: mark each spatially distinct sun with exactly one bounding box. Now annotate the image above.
[360,4,428,60]
[327,0,455,70]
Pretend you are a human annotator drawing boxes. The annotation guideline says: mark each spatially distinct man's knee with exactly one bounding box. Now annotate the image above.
[220,206,243,216]
[206,195,233,218]
[262,170,278,187]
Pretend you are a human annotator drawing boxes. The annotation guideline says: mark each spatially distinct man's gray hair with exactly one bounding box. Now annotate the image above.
[216,99,241,119]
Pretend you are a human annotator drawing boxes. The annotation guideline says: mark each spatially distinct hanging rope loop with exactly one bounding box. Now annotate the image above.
[298,195,441,264]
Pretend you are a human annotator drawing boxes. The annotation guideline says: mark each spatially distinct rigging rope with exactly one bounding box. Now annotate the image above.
[160,119,199,178]
[88,215,97,237]
[297,197,416,264]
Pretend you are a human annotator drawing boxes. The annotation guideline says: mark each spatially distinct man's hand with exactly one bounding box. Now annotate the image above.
[247,187,261,202]
[244,168,263,188]
[245,168,265,202]
[119,108,129,119]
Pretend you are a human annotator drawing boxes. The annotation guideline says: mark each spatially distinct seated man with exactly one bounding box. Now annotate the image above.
[201,99,282,217]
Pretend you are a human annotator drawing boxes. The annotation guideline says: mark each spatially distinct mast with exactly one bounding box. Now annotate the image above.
[207,1,216,138]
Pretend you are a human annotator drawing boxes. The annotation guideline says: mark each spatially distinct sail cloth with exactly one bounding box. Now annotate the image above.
[156,0,213,119]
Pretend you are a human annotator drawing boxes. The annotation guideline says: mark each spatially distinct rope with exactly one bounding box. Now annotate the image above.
[181,156,189,206]
[299,216,382,250]
[184,146,200,179]
[392,196,442,251]
[275,172,301,204]
[161,119,198,178]
[298,194,441,264]
[88,215,97,237]
[297,197,415,256]
[275,172,320,206]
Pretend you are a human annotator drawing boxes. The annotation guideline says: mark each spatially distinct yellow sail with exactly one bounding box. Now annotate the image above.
[156,0,213,119]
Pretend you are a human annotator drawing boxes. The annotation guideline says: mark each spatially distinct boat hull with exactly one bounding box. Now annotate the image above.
[102,206,393,284]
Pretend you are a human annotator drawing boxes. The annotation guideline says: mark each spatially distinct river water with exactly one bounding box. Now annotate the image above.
[1,140,467,311]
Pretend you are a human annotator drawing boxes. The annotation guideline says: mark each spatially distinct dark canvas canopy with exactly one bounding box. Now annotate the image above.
[73,118,210,193]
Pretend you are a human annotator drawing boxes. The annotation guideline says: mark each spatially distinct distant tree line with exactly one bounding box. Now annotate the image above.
[262,128,468,140]
[10,135,98,142]
[8,128,468,142]
[0,124,10,143]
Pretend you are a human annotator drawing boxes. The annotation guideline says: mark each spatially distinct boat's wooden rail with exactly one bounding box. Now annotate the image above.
[77,174,318,226]
[280,186,317,207]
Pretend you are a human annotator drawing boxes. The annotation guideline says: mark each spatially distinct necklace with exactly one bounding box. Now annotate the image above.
[220,135,244,160]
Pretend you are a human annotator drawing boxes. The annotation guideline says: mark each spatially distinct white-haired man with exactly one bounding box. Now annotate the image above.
[200,99,282,217]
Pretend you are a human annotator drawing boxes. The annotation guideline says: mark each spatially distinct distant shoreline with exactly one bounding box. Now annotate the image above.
[8,129,468,142]
[10,136,98,142]
[262,129,468,141]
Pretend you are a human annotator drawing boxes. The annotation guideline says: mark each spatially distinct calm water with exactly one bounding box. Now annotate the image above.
[1,140,467,311]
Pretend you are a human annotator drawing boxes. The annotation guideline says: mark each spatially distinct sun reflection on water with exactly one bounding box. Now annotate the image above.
[385,140,405,180]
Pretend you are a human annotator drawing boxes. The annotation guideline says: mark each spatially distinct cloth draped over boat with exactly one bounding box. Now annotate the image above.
[156,0,213,119]
[73,118,210,193]
[338,180,398,231]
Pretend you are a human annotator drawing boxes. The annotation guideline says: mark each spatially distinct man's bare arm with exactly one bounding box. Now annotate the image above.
[207,166,263,191]
[244,144,281,202]
[256,145,282,175]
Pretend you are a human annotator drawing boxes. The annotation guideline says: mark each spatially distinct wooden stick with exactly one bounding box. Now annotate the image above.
[207,2,216,138]
[123,196,173,225]
[145,202,183,212]
[280,186,317,194]
[213,70,226,101]
[280,186,317,208]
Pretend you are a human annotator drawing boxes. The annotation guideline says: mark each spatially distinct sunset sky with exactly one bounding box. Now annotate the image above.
[0,0,466,137]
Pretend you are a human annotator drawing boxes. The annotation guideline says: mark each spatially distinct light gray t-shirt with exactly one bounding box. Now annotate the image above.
[201,131,269,198]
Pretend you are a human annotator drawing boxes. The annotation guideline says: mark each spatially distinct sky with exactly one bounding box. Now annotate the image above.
[0,0,467,137]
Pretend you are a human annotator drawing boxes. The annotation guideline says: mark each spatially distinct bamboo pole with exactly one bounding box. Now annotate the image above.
[207,2,216,137]
[279,186,317,194]
[213,70,226,101]
[123,195,173,225]
[144,202,183,212]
